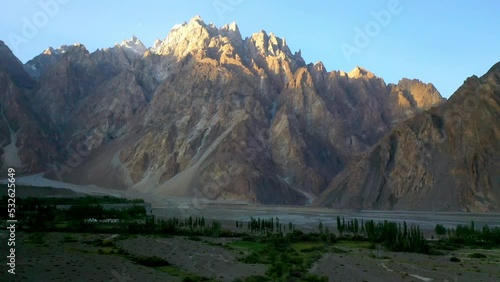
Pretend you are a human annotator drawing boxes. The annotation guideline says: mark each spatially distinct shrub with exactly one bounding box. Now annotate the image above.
[61,236,77,243]
[435,224,446,237]
[128,255,170,267]
[241,275,270,282]
[450,256,461,262]
[467,253,486,259]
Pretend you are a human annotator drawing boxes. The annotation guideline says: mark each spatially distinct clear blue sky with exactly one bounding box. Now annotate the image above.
[1,0,499,98]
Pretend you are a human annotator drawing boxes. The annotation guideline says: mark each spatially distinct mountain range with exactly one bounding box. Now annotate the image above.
[0,16,498,211]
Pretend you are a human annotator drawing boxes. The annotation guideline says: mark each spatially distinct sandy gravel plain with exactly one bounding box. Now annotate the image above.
[1,231,499,282]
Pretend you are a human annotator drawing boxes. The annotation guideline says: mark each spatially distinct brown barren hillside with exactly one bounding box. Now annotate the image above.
[314,62,500,212]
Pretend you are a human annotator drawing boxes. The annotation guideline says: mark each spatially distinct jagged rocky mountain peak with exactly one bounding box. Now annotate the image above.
[51,43,87,53]
[116,35,147,55]
[347,66,375,79]
[312,61,327,73]
[191,14,204,23]
[0,40,35,88]
[1,17,497,211]
[220,21,242,41]
[314,61,500,211]
[221,21,239,32]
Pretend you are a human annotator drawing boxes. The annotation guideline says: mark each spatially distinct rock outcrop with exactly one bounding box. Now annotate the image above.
[0,16,462,208]
[0,40,59,173]
[314,63,500,211]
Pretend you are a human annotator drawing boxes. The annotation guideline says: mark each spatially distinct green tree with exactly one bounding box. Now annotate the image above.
[435,224,446,238]
[336,216,344,236]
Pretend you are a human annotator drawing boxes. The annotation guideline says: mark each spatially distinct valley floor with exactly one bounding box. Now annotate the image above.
[1,231,499,282]
[3,179,500,281]
[3,175,500,232]
[309,242,500,281]
[151,197,500,232]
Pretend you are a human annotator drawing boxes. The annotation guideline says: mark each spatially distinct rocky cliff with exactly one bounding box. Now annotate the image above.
[314,62,500,211]
[0,16,463,208]
[0,40,59,173]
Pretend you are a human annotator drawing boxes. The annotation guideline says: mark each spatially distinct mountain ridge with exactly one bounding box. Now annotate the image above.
[313,62,500,211]
[2,16,495,211]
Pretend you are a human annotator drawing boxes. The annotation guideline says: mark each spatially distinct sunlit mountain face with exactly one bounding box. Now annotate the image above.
[1,16,498,212]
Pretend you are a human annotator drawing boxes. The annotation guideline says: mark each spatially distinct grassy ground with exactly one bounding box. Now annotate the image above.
[335,240,373,249]
[229,240,267,252]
